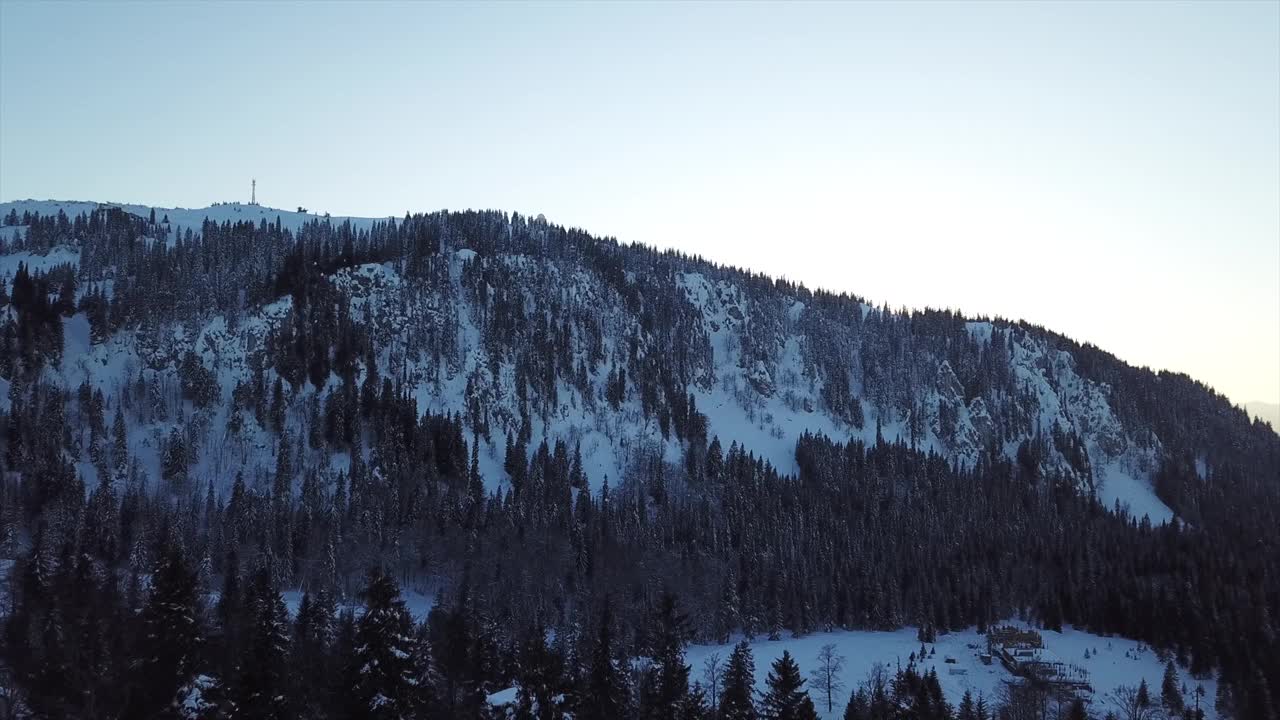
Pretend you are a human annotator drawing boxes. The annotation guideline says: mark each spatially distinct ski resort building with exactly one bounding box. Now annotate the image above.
[988,626,1093,695]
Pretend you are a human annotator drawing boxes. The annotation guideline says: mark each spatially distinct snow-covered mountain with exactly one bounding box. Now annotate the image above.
[4,198,1249,525]
[3,198,1278,719]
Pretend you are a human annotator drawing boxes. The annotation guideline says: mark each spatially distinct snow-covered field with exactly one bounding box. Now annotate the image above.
[684,623,1218,719]
[483,622,1219,718]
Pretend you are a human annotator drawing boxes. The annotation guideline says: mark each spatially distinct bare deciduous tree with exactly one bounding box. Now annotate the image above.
[808,643,847,714]
[1110,684,1160,720]
[865,662,889,697]
[999,680,1050,720]
[702,652,723,714]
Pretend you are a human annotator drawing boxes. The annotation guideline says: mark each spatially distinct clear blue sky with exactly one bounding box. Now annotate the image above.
[2,1,1277,407]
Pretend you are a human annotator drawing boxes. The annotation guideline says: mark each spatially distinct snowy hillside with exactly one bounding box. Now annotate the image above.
[2,197,1276,720]
[682,623,1220,720]
[0,199,1179,523]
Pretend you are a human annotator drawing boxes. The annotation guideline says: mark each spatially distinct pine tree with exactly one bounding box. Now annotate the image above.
[124,544,203,718]
[716,577,740,644]
[434,588,471,711]
[467,603,502,714]
[83,474,119,563]
[226,567,292,719]
[902,667,949,720]
[516,623,568,720]
[844,687,870,720]
[409,619,443,720]
[349,568,425,720]
[110,394,127,474]
[1161,660,1184,715]
[720,641,758,720]
[160,426,188,487]
[679,682,712,720]
[293,589,339,717]
[957,690,976,720]
[213,547,244,680]
[641,592,691,719]
[332,609,363,720]
[761,650,817,720]
[797,695,820,720]
[3,540,54,716]
[579,600,629,720]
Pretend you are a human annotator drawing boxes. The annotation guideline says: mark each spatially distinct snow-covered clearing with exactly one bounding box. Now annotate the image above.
[683,623,1218,719]
[1095,461,1175,525]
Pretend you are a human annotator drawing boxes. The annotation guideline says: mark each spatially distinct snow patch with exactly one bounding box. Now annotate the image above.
[1095,461,1175,525]
[0,245,80,280]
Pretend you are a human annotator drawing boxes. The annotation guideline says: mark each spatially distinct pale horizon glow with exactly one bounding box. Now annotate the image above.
[2,1,1277,407]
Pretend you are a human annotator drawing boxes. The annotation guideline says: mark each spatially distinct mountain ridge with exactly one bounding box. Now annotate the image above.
[0,198,1233,522]
[1,199,1274,528]
[8,197,1270,419]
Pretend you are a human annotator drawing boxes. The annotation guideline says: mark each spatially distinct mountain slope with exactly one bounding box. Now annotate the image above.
[4,199,1252,522]
[1,199,1278,718]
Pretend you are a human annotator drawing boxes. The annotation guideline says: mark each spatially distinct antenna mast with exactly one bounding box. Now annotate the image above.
[251,179,257,205]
